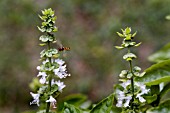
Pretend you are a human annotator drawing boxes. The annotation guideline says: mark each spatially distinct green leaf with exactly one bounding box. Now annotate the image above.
[160,82,170,98]
[148,43,170,63]
[136,60,170,86]
[63,102,83,113]
[90,94,114,113]
[143,94,157,104]
[57,94,87,111]
[110,106,122,113]
[146,99,170,113]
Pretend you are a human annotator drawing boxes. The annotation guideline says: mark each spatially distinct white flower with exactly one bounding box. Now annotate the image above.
[135,82,150,103]
[123,96,132,107]
[46,96,57,108]
[116,99,123,107]
[42,59,49,64]
[51,79,66,92]
[54,65,69,79]
[37,72,47,84]
[37,66,40,70]
[55,59,65,65]
[121,80,131,89]
[115,89,132,108]
[30,92,40,106]
[55,80,66,92]
[137,96,146,103]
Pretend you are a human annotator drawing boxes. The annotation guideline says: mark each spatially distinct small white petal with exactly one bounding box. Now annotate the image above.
[46,96,57,108]
[39,76,46,84]
[116,100,123,107]
[37,66,40,70]
[30,92,40,106]
[55,59,65,65]
[138,96,146,103]
[56,80,66,92]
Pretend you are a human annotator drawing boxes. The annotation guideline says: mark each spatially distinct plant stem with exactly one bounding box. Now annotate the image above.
[46,41,52,113]
[129,61,135,96]
[128,48,135,109]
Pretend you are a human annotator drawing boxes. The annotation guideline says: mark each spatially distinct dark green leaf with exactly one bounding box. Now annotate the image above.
[136,60,170,86]
[143,94,157,104]
[90,94,114,113]
[63,102,83,113]
[110,106,122,113]
[57,94,87,111]
[146,99,170,113]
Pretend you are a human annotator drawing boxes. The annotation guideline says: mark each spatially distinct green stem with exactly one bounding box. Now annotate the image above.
[46,41,52,113]
[129,61,135,96]
[128,48,135,109]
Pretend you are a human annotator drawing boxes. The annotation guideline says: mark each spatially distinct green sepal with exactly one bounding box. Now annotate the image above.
[49,84,59,95]
[53,26,58,32]
[123,53,137,61]
[125,34,132,40]
[135,42,142,47]
[125,27,131,34]
[132,31,137,37]
[117,32,124,37]
[115,46,124,49]
[37,26,45,32]
[39,43,47,46]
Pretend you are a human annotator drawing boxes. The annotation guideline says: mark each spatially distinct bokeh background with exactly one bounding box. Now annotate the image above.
[0,0,170,112]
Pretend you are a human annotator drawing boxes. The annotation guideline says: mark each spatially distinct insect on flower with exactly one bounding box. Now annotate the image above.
[58,47,70,51]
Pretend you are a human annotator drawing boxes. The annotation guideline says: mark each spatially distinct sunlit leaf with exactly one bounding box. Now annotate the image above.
[136,60,170,86]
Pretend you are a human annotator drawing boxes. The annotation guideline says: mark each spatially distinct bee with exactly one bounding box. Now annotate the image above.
[58,47,70,51]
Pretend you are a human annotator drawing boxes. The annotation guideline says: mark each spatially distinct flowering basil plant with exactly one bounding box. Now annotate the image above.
[29,8,170,113]
[114,27,149,113]
[30,8,70,113]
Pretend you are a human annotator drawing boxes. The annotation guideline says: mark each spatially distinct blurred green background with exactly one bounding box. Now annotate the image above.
[0,0,170,112]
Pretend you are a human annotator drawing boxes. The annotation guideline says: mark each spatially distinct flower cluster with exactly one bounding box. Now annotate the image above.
[116,80,150,108]
[30,8,70,111]
[115,27,150,112]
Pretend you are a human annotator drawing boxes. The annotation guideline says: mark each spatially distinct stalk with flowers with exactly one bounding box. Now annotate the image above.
[114,27,150,112]
[30,8,70,113]
[89,27,170,113]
